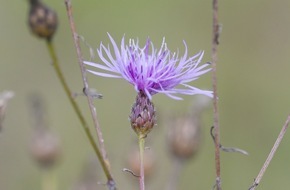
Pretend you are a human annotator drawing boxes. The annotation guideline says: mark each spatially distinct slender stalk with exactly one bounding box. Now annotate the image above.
[166,159,183,190]
[63,0,108,160]
[249,115,290,190]
[138,135,145,190]
[211,0,221,189]
[41,169,56,190]
[46,41,115,189]
[63,1,116,189]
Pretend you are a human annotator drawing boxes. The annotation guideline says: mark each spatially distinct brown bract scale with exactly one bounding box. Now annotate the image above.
[28,0,58,41]
[130,92,156,138]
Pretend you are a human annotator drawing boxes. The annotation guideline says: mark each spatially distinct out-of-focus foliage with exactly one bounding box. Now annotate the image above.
[1,0,290,189]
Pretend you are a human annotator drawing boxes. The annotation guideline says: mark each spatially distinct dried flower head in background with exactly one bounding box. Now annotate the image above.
[167,96,211,160]
[28,94,61,168]
[30,130,61,168]
[167,114,201,160]
[28,0,58,41]
[84,34,212,100]
[0,91,14,131]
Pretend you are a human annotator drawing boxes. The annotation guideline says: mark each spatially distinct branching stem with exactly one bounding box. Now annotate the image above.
[46,40,115,189]
[249,115,290,190]
[211,0,221,189]
[62,1,116,187]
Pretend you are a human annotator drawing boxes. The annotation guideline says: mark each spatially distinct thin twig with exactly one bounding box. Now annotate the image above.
[210,127,249,155]
[122,168,140,178]
[46,41,114,187]
[211,0,221,189]
[248,115,290,190]
[63,1,116,189]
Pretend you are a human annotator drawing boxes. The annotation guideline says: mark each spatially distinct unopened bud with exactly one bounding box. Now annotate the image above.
[167,115,201,160]
[130,92,156,138]
[28,0,58,41]
[30,130,61,168]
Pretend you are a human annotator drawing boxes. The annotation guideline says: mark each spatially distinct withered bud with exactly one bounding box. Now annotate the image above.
[130,92,156,138]
[167,115,201,160]
[127,147,155,179]
[28,0,58,41]
[30,130,61,168]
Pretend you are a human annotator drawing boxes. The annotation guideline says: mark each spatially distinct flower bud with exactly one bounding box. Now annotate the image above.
[130,92,156,138]
[28,0,58,41]
[167,115,201,160]
[30,130,61,168]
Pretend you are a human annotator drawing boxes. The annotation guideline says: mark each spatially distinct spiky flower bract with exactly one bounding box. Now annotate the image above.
[130,91,156,137]
[84,34,212,100]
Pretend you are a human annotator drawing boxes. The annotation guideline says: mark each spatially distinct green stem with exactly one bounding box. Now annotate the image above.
[41,169,56,190]
[166,159,183,190]
[138,135,145,190]
[45,41,113,184]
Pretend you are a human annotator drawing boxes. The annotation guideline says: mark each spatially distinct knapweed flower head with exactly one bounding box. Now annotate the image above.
[84,34,212,100]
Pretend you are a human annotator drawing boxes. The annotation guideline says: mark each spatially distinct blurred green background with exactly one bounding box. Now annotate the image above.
[1,0,290,189]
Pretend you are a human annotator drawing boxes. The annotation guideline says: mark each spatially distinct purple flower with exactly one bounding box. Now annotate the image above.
[84,34,212,100]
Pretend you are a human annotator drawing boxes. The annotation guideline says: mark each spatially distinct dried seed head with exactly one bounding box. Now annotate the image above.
[30,130,61,168]
[167,115,201,160]
[28,0,58,41]
[130,92,156,138]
